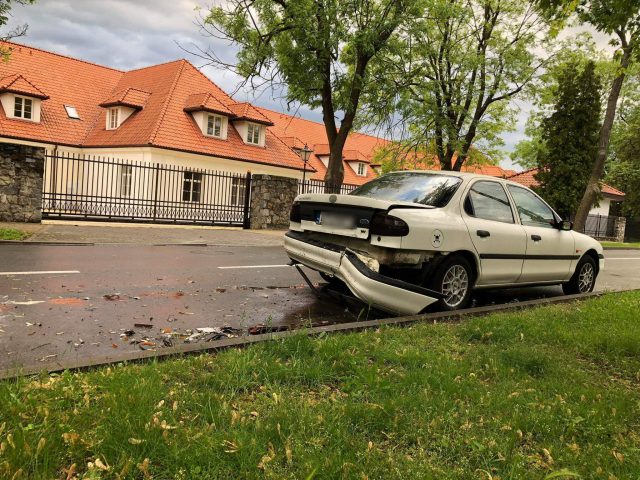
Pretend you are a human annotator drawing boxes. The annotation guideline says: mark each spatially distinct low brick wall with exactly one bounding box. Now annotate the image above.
[0,143,45,222]
[249,174,298,229]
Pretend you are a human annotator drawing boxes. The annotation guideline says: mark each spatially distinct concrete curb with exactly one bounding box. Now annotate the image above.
[603,246,640,251]
[0,290,618,380]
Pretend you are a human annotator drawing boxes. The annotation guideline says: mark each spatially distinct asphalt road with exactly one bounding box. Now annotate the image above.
[1,244,639,373]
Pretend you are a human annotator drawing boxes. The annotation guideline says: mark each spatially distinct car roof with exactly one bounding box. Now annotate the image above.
[390,169,508,181]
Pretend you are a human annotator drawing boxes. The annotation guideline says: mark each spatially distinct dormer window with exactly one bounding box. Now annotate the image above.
[357,162,366,176]
[14,96,32,119]
[206,114,223,137]
[247,123,261,145]
[109,108,119,129]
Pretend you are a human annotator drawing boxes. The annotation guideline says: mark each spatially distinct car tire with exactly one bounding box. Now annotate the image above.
[426,255,474,311]
[562,255,597,295]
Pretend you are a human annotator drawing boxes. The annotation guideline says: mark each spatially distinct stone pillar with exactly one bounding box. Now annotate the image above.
[614,216,626,243]
[0,143,45,223]
[249,174,299,229]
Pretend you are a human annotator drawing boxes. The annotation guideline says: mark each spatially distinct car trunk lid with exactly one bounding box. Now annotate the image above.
[295,193,433,239]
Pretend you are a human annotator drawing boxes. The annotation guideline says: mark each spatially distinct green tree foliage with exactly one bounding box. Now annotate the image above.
[360,0,551,171]
[535,61,602,219]
[536,0,640,230]
[606,95,640,216]
[511,36,610,169]
[201,0,422,188]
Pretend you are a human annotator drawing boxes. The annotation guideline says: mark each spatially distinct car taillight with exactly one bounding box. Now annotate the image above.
[290,202,302,222]
[370,212,409,236]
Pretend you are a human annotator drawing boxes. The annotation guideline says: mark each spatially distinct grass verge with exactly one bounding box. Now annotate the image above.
[0,227,30,241]
[1,291,640,479]
[601,241,640,249]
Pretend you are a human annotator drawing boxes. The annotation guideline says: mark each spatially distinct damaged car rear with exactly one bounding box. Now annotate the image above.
[285,171,604,315]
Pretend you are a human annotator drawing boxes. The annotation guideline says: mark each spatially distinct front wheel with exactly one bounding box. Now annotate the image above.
[426,255,474,311]
[562,256,597,295]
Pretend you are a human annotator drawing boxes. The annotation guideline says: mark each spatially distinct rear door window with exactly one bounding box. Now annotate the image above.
[465,181,514,224]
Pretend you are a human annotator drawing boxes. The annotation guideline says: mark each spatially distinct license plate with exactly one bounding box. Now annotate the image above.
[317,211,355,229]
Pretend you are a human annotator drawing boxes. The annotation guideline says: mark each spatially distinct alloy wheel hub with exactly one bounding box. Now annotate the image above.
[442,265,469,307]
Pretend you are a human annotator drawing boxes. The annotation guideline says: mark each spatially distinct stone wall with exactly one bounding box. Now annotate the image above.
[614,216,626,243]
[249,174,298,229]
[0,143,45,222]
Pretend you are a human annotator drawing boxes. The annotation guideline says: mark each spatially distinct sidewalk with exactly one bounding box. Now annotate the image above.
[1,221,286,246]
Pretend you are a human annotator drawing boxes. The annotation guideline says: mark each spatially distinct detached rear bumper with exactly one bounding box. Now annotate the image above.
[284,231,442,315]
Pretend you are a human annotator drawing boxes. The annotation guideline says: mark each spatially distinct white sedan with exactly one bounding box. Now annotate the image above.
[284,171,604,315]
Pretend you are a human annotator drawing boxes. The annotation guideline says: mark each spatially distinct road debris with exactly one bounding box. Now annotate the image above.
[5,300,45,306]
[103,293,121,301]
[248,324,290,335]
[134,323,154,329]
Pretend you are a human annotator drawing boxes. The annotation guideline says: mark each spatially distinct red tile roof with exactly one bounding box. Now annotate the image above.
[229,102,274,125]
[183,92,233,116]
[0,73,49,99]
[0,41,307,172]
[508,168,625,199]
[100,87,151,109]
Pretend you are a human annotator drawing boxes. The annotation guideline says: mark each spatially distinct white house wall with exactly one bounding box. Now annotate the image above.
[588,198,611,217]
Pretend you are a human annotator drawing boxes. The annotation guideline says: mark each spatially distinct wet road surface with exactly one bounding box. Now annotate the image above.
[1,244,639,373]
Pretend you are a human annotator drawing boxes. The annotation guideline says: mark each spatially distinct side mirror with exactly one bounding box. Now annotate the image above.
[557,219,573,231]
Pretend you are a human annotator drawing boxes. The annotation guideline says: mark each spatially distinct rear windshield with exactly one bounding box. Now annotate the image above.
[350,172,462,207]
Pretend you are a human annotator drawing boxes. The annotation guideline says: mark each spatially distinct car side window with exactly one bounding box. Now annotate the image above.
[507,185,556,228]
[465,181,514,224]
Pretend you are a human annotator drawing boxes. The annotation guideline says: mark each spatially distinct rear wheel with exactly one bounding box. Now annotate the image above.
[562,255,597,295]
[426,255,474,311]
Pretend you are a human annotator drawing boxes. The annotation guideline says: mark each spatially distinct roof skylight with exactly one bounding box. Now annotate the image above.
[64,105,80,119]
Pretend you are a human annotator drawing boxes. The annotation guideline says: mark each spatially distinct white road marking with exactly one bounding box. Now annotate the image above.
[604,258,640,260]
[0,270,80,276]
[218,264,293,270]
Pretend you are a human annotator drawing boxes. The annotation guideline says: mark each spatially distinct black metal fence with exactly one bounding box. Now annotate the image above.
[583,214,617,239]
[297,179,359,196]
[42,153,251,227]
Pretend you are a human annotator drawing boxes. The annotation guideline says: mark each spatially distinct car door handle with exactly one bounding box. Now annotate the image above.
[531,234,542,241]
[476,230,490,238]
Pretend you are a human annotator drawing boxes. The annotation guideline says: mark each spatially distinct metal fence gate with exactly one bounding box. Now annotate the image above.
[297,178,358,195]
[583,214,617,239]
[42,153,252,227]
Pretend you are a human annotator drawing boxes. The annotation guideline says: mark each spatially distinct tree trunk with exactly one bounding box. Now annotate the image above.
[574,41,633,231]
[324,135,347,192]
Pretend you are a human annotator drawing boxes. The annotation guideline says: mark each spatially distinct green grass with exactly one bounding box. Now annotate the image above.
[600,241,640,249]
[0,227,30,241]
[1,292,640,479]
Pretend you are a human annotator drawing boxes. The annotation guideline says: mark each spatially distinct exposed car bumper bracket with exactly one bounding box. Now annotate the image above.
[284,231,443,315]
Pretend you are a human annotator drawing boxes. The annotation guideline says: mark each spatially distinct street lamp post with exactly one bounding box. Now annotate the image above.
[300,143,312,193]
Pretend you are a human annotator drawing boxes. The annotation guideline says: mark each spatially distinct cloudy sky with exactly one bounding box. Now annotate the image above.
[5,0,611,169]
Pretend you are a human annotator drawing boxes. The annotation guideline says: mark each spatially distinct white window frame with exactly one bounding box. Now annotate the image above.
[230,176,246,206]
[120,164,133,197]
[246,123,261,145]
[206,114,223,137]
[182,171,203,203]
[108,107,119,130]
[357,162,366,176]
[14,95,33,120]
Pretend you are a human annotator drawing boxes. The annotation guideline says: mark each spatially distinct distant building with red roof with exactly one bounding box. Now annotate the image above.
[0,40,518,189]
[0,41,309,178]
